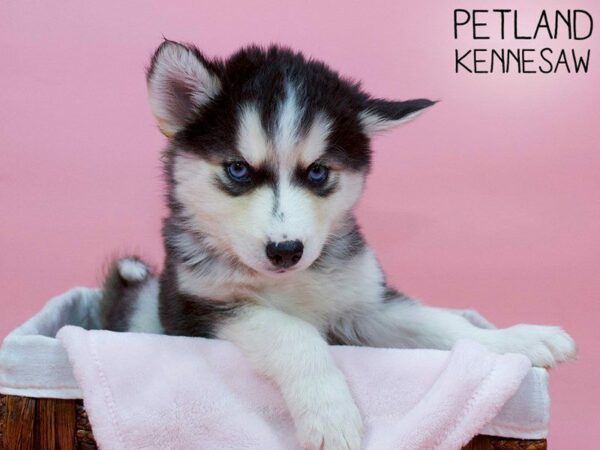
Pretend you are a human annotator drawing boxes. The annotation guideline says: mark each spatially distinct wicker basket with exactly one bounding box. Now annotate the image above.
[0,393,546,450]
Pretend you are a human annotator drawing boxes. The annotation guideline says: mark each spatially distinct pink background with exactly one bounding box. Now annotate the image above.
[1,0,598,445]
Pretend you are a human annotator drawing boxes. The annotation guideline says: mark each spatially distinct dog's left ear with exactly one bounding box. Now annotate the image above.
[146,40,221,137]
[359,98,436,136]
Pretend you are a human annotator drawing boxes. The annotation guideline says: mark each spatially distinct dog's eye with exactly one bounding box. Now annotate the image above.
[225,161,251,182]
[306,164,329,185]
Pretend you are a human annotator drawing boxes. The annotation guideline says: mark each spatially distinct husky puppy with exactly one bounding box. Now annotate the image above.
[101,41,576,450]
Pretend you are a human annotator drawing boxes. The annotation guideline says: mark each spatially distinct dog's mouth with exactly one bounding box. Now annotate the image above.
[266,267,297,275]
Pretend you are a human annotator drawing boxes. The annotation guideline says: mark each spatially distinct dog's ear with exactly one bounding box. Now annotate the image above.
[146,40,221,137]
[359,98,436,136]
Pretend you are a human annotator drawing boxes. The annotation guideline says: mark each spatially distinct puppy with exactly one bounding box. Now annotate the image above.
[101,41,576,450]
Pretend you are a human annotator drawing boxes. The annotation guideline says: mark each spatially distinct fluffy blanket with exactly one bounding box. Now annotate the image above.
[57,325,533,450]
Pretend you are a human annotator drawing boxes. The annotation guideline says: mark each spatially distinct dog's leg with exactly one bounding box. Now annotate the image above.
[217,305,362,450]
[444,307,496,329]
[333,297,576,367]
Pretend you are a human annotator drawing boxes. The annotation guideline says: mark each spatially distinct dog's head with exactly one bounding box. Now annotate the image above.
[147,40,434,275]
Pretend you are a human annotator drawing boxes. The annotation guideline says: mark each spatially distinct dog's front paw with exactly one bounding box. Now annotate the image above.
[294,376,363,450]
[494,324,577,367]
[296,401,362,450]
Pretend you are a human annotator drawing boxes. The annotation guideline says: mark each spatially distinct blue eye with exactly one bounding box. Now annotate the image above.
[226,161,251,182]
[307,164,329,185]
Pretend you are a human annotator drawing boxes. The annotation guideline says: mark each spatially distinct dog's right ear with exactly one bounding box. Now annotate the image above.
[147,40,221,137]
[359,98,436,136]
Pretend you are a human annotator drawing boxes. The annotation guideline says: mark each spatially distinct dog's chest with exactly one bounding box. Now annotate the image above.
[176,248,385,329]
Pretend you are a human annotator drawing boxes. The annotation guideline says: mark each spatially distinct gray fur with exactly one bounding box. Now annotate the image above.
[310,215,366,272]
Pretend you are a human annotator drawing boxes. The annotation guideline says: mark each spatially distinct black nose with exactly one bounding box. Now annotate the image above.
[266,240,304,269]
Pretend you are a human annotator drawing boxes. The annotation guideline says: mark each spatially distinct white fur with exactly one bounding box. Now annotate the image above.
[127,278,163,334]
[274,83,302,160]
[359,109,425,135]
[176,260,260,303]
[148,42,221,137]
[258,247,384,327]
[117,259,148,282]
[297,112,333,165]
[218,305,362,450]
[237,104,270,165]
[482,324,577,368]
[447,308,497,329]
[173,152,278,273]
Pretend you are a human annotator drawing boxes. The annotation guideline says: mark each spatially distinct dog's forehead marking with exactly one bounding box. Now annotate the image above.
[237,103,270,165]
[274,83,302,162]
[297,112,332,165]
[236,83,332,169]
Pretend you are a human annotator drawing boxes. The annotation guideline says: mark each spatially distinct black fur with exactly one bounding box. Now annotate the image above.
[158,256,242,338]
[364,98,436,122]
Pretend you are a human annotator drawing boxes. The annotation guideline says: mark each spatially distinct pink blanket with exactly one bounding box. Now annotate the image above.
[57,326,531,450]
